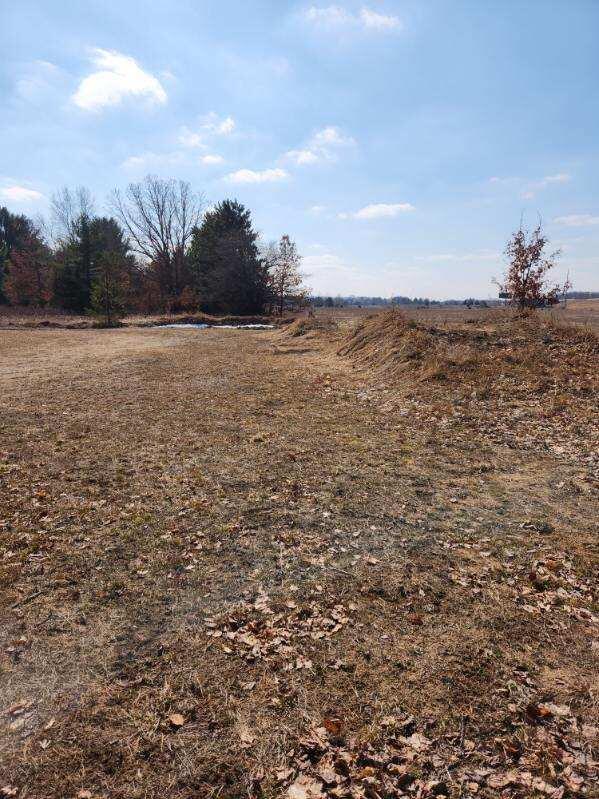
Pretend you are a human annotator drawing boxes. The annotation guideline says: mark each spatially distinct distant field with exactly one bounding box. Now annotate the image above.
[315,297,599,333]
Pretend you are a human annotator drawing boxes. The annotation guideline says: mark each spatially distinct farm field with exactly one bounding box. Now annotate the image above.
[314,299,599,334]
[0,313,597,798]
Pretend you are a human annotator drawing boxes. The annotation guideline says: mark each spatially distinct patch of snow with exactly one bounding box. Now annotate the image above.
[160,323,274,330]
[161,323,209,329]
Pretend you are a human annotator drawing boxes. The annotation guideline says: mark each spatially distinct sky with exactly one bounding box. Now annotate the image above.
[1,0,598,299]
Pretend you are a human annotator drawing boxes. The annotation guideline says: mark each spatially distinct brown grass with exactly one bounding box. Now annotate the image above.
[281,315,338,338]
[315,297,599,334]
[0,319,597,798]
[338,307,598,384]
[0,307,281,330]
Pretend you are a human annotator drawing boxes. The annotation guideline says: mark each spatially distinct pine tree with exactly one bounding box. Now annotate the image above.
[188,200,268,315]
[90,251,128,327]
[53,216,130,312]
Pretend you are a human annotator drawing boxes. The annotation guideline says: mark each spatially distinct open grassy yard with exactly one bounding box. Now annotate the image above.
[0,318,597,798]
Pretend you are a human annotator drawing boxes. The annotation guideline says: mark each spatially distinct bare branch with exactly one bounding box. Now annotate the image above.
[109,176,204,296]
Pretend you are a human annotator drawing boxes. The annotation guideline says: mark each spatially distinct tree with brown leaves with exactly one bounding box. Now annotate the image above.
[497,222,571,309]
[4,232,52,307]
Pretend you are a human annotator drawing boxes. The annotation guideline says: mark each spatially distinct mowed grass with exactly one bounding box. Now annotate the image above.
[0,320,597,798]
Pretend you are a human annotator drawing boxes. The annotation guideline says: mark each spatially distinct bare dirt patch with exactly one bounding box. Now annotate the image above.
[0,319,597,798]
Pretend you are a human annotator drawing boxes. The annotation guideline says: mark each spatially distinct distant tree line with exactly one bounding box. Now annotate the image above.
[0,176,307,325]
[564,291,599,299]
[311,295,497,308]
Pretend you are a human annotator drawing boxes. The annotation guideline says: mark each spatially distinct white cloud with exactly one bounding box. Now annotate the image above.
[225,168,288,184]
[303,5,401,32]
[553,214,599,227]
[308,205,326,213]
[285,149,321,165]
[178,127,207,148]
[178,113,236,149]
[200,154,225,165]
[543,173,571,184]
[0,185,44,203]
[491,172,572,199]
[524,173,572,198]
[311,126,356,147]
[359,8,402,30]
[200,112,235,135]
[303,252,358,274]
[121,151,185,170]
[72,48,167,111]
[340,202,415,220]
[304,5,352,25]
[489,176,519,185]
[16,60,62,101]
[284,125,355,166]
[415,252,500,263]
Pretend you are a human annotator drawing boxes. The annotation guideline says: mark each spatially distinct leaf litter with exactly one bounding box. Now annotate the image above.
[0,315,597,798]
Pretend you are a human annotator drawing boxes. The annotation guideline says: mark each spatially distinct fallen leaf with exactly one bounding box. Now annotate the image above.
[277,767,294,782]
[238,724,255,746]
[323,717,342,736]
[169,713,186,728]
[403,732,431,751]
[287,774,324,799]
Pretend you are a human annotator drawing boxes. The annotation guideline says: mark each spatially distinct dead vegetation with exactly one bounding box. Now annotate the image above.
[0,309,282,330]
[338,308,598,387]
[281,316,338,338]
[0,312,597,799]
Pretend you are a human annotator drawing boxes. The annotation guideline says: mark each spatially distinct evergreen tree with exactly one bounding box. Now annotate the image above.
[188,200,268,314]
[53,216,130,312]
[90,250,128,327]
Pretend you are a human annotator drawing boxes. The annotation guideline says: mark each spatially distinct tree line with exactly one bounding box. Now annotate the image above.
[0,176,307,324]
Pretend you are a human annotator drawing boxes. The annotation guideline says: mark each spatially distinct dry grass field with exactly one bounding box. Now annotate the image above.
[314,299,599,335]
[0,309,597,798]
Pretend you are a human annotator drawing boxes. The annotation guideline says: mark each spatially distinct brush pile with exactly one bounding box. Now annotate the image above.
[338,308,598,392]
[282,315,338,338]
[339,308,598,472]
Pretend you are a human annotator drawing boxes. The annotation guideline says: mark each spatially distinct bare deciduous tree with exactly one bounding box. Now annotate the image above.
[266,234,308,315]
[51,186,95,243]
[111,175,204,299]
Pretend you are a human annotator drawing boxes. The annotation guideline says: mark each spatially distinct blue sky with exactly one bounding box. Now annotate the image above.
[2,0,598,298]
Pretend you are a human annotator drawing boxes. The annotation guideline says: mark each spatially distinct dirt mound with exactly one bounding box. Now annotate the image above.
[338,308,598,391]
